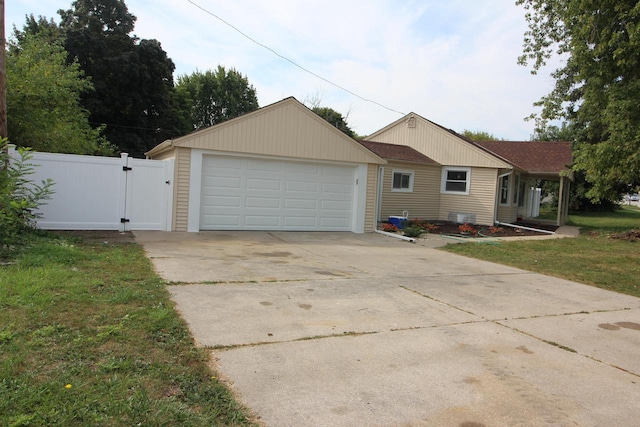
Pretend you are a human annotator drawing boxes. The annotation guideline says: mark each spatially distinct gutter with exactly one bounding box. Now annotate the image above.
[374,229,416,243]
[495,221,555,235]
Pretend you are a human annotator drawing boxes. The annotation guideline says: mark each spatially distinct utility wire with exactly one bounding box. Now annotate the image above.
[186,0,405,116]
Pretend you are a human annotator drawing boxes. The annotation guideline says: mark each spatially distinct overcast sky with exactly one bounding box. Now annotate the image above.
[7,0,559,139]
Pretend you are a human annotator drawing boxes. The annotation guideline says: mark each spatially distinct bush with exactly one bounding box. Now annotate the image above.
[1,140,55,256]
[402,225,424,238]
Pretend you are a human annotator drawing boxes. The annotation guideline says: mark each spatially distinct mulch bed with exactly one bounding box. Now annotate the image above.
[380,221,559,238]
[610,230,640,242]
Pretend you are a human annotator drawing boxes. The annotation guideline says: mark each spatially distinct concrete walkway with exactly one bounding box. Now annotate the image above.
[135,230,640,426]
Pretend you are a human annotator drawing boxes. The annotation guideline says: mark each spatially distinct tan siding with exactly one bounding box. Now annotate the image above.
[369,116,510,168]
[174,99,383,165]
[365,164,378,232]
[173,147,191,231]
[379,161,440,221]
[497,205,518,223]
[438,167,497,225]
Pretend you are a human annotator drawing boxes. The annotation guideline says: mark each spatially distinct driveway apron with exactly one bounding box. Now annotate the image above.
[135,231,640,427]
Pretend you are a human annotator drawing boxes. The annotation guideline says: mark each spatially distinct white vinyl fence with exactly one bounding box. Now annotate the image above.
[8,145,174,231]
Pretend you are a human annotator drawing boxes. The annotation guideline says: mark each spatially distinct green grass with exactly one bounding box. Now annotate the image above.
[0,233,254,426]
[441,206,640,298]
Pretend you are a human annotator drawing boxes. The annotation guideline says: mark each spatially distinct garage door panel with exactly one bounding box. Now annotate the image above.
[201,155,355,231]
[285,199,317,209]
[202,214,240,226]
[247,178,281,191]
[203,195,241,208]
[245,215,280,227]
[286,180,319,191]
[245,197,280,208]
[283,216,317,227]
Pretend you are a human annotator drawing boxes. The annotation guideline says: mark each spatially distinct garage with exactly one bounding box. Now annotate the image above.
[145,97,385,233]
[200,155,356,231]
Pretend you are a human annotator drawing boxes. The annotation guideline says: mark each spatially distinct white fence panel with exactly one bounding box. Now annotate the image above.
[28,151,126,230]
[8,146,173,231]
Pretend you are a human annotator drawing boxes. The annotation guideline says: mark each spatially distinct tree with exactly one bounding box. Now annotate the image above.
[461,130,502,141]
[175,66,259,131]
[59,0,182,157]
[517,0,640,202]
[312,107,356,138]
[530,122,576,142]
[6,32,113,155]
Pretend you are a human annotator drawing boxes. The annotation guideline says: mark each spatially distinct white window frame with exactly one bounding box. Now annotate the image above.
[441,167,471,195]
[391,170,414,192]
[499,175,511,206]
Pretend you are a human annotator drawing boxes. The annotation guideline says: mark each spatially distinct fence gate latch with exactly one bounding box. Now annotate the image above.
[123,166,132,171]
[120,218,130,223]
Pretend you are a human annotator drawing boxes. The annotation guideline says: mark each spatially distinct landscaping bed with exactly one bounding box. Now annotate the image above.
[378,219,559,238]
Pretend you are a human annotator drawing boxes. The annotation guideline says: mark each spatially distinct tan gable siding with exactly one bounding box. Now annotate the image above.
[379,161,440,221]
[369,117,510,168]
[173,147,191,231]
[438,167,497,225]
[174,99,383,165]
[365,164,378,232]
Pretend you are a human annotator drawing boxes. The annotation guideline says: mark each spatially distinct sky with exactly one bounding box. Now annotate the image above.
[7,0,560,140]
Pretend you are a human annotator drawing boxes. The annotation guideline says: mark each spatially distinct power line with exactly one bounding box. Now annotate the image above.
[186,0,405,116]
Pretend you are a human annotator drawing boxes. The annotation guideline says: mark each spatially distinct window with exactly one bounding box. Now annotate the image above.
[513,175,520,205]
[392,170,414,192]
[499,175,510,205]
[441,167,471,195]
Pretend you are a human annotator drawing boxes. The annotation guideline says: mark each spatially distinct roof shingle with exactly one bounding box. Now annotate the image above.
[473,141,572,174]
[359,140,439,165]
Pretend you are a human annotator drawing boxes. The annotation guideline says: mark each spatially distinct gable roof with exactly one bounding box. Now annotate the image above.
[366,112,513,169]
[473,141,572,175]
[146,97,384,164]
[359,140,439,165]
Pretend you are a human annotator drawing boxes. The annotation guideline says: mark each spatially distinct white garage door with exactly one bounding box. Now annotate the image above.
[200,156,356,231]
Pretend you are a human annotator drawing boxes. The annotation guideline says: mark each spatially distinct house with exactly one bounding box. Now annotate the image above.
[146,97,385,232]
[145,99,572,234]
[366,113,573,226]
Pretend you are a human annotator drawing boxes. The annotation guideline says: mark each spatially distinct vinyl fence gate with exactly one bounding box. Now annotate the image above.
[9,146,174,231]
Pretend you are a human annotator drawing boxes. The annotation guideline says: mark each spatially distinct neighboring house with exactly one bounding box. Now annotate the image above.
[366,113,573,226]
[146,97,384,232]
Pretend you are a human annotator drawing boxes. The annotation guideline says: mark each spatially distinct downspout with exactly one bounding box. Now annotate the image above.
[494,170,513,225]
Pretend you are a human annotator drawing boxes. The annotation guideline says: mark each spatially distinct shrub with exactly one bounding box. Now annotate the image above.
[403,225,424,238]
[1,140,55,256]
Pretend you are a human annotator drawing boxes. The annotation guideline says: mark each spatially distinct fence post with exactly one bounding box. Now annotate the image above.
[119,153,129,232]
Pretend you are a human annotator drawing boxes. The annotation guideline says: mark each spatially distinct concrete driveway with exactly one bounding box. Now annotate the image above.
[134,231,640,426]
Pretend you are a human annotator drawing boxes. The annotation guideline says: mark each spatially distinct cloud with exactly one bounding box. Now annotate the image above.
[7,0,560,139]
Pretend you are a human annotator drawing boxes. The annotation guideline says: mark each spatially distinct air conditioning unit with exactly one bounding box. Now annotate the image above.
[447,212,476,224]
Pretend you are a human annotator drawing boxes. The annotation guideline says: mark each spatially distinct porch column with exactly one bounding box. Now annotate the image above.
[556,176,570,226]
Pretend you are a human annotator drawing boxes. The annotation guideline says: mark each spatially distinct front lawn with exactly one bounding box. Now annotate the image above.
[441,206,640,298]
[0,232,254,426]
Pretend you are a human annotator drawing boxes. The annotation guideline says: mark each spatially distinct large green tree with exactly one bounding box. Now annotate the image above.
[517,0,640,202]
[312,107,356,138]
[58,0,184,157]
[7,32,113,155]
[175,66,259,131]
